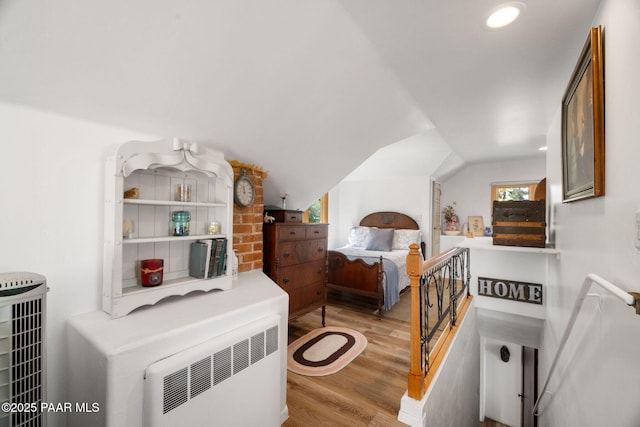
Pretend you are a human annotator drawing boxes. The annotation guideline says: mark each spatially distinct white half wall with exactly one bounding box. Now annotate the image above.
[398,303,480,427]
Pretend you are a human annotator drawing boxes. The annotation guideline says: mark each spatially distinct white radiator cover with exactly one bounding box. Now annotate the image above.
[67,271,289,427]
[143,315,281,427]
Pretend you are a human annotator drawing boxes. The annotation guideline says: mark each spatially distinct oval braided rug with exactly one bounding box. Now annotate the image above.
[287,326,367,376]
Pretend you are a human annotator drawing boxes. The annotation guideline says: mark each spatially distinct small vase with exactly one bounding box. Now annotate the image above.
[445,221,458,231]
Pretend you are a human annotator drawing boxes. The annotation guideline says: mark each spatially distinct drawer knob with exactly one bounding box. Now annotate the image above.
[317,247,324,252]
[289,216,297,220]
[313,230,320,234]
[283,252,290,258]
[317,268,324,274]
[289,231,297,235]
[282,277,289,284]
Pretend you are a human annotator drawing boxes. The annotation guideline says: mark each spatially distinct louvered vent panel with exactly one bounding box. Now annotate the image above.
[189,357,211,399]
[213,347,231,385]
[266,325,278,356]
[250,332,264,365]
[163,368,188,414]
[232,339,249,375]
[147,318,280,421]
[0,272,47,427]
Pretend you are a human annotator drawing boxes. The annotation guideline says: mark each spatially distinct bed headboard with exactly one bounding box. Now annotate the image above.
[359,211,420,230]
[359,211,425,257]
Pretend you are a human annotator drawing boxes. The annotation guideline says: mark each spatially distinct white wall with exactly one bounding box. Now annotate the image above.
[328,176,431,249]
[440,157,546,233]
[399,304,480,426]
[540,1,640,425]
[0,102,156,427]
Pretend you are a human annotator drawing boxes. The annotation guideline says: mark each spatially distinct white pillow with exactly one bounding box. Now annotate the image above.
[346,226,371,248]
[392,229,421,250]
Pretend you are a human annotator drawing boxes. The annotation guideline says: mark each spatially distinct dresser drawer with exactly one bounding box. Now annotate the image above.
[270,210,302,223]
[277,241,306,267]
[288,281,325,314]
[277,226,307,241]
[306,226,328,239]
[277,260,325,291]
[307,239,327,262]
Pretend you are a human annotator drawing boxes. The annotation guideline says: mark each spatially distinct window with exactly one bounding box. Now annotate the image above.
[303,193,328,223]
[491,182,539,202]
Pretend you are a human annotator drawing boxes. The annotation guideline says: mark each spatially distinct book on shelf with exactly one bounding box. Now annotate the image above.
[210,237,227,277]
[216,238,227,277]
[190,237,228,279]
[189,241,209,279]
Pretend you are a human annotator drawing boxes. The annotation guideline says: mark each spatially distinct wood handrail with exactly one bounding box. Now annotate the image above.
[419,247,462,273]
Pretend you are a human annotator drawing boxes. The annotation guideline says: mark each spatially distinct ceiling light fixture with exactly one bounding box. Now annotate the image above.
[539,146,548,151]
[485,2,525,29]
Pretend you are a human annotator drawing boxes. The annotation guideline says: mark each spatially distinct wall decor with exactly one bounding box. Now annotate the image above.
[478,277,543,305]
[468,216,485,237]
[562,25,604,202]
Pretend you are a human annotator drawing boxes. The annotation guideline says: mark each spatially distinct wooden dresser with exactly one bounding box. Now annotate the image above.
[263,222,327,326]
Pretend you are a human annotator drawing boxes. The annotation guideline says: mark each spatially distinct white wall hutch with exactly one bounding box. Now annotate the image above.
[103,138,234,318]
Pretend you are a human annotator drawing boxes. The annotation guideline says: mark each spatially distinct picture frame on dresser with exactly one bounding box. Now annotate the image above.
[561,25,604,203]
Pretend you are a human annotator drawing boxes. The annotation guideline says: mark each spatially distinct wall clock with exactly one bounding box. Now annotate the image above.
[234,170,255,207]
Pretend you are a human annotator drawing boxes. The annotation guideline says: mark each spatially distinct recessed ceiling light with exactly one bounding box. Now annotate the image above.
[538,146,548,151]
[485,3,525,29]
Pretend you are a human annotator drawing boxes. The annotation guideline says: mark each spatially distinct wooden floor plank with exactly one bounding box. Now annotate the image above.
[284,288,475,427]
[284,294,411,427]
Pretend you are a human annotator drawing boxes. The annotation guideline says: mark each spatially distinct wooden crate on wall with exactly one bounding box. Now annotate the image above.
[492,200,546,248]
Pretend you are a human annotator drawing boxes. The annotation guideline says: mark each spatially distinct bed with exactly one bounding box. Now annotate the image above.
[327,211,424,317]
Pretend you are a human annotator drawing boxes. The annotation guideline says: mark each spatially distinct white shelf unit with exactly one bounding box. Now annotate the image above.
[103,138,234,318]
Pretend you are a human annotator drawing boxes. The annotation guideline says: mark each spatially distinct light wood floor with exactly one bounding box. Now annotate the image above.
[284,294,411,426]
[284,293,511,427]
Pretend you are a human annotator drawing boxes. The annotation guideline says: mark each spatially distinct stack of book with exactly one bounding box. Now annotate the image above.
[189,238,228,279]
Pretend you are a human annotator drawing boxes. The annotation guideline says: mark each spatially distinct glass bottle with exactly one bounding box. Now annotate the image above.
[171,211,191,236]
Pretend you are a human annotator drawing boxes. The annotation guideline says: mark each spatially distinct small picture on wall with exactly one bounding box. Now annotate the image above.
[468,216,484,237]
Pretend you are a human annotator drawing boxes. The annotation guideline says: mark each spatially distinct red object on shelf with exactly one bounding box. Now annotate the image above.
[140,259,164,287]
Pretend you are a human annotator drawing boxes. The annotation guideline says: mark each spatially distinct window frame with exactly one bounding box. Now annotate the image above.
[491,181,539,203]
[302,193,328,223]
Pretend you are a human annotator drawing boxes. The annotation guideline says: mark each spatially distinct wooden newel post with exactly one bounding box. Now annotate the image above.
[407,243,425,399]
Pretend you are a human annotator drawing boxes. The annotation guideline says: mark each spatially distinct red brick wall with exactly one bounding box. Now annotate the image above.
[231,164,266,273]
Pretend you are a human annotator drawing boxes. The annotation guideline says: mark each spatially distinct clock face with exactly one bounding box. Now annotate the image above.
[234,176,255,207]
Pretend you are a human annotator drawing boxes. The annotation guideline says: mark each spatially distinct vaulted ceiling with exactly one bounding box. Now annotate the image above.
[0,0,601,209]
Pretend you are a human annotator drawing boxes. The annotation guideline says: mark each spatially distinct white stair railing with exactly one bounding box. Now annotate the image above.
[533,273,640,415]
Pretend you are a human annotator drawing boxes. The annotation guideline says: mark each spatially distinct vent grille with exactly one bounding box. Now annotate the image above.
[163,368,188,414]
[161,324,278,415]
[0,273,47,427]
[266,325,278,356]
[232,340,249,375]
[250,332,264,365]
[189,357,211,399]
[213,348,231,385]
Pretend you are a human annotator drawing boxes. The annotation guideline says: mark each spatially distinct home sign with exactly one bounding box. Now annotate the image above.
[477,276,543,305]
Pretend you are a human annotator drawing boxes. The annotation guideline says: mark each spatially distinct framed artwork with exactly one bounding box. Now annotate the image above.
[561,26,604,203]
[468,216,484,237]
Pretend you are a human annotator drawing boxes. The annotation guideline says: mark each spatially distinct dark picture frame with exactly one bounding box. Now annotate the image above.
[561,26,604,203]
